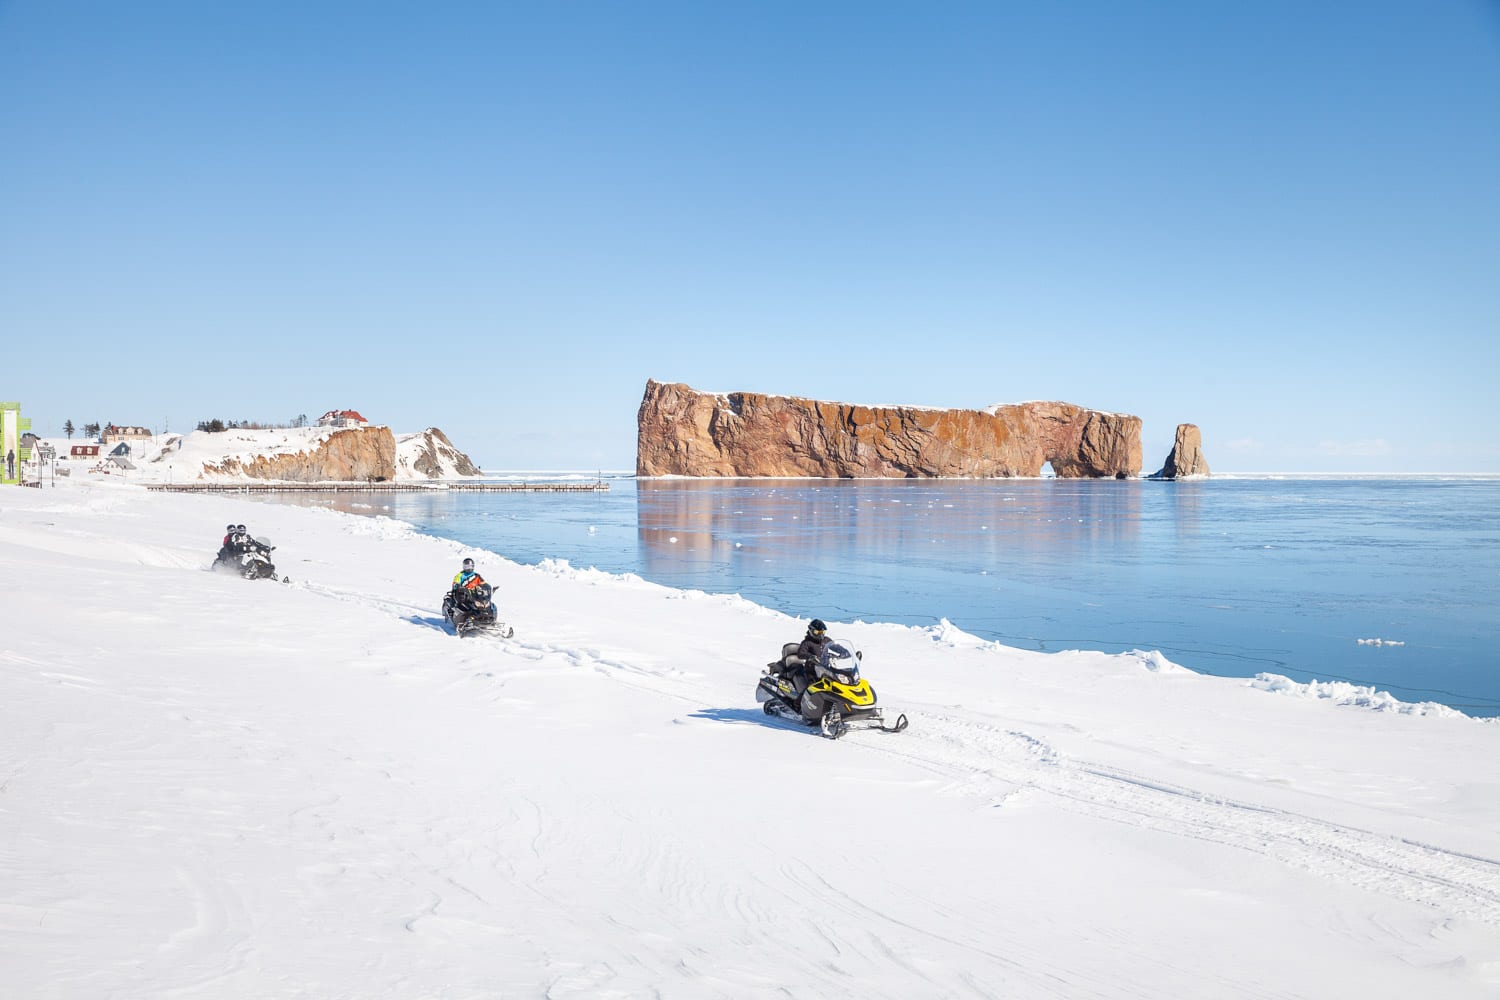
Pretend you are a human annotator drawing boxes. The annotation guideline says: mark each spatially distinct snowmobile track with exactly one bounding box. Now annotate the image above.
[864,711,1500,924]
[267,578,1500,923]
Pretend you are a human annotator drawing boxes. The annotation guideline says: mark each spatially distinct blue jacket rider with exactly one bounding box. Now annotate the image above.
[452,557,486,597]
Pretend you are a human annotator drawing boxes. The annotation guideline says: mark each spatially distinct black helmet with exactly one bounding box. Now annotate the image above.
[236,524,246,532]
[226,523,235,531]
[462,557,475,570]
[808,619,827,636]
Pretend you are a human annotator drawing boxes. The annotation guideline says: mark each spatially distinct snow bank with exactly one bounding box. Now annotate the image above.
[1249,672,1469,717]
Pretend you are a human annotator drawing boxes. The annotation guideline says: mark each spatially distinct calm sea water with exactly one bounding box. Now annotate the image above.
[256,476,1500,716]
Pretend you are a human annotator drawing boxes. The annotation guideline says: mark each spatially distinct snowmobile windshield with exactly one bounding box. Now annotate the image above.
[253,537,272,547]
[820,642,854,664]
[818,643,860,686]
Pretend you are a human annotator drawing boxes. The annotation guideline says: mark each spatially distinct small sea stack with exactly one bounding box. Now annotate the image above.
[1150,423,1211,479]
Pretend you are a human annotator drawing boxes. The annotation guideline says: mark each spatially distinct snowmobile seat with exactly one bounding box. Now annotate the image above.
[774,642,806,675]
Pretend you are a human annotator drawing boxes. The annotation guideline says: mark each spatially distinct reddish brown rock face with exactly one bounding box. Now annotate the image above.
[636,381,1142,478]
[202,427,398,482]
[1151,423,1211,479]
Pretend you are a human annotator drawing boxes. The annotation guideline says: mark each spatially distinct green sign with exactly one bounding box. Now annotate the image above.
[1,402,32,485]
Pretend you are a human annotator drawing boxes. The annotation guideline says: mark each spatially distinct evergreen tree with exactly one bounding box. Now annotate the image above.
[63,420,74,439]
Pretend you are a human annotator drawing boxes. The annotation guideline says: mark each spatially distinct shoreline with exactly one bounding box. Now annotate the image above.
[222,478,1497,722]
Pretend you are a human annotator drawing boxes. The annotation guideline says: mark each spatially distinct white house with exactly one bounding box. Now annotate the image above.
[103,424,153,444]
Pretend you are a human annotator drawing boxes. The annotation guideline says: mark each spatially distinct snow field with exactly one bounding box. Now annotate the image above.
[2,478,1499,998]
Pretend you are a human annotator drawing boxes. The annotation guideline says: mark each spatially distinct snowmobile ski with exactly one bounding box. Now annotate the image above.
[455,619,514,639]
[819,711,849,740]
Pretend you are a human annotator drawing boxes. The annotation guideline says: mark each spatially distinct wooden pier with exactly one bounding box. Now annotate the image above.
[146,480,610,494]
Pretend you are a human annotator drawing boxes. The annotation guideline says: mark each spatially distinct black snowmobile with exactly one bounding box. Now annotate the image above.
[442,582,514,638]
[213,537,286,582]
[757,639,907,739]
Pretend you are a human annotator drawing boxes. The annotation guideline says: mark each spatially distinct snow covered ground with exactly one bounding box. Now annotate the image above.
[3,478,1499,999]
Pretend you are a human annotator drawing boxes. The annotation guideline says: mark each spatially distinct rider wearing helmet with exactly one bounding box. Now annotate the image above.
[448,558,491,631]
[452,557,485,592]
[792,619,831,685]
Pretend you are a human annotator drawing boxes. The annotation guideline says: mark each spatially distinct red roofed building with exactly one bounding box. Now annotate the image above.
[317,409,370,428]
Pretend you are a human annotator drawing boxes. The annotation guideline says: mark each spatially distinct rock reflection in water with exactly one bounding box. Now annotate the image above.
[635,478,1145,628]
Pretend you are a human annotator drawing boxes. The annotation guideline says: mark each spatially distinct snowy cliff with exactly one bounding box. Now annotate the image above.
[396,427,483,479]
[105,426,483,483]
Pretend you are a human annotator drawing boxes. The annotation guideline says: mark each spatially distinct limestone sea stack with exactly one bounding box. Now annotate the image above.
[1150,423,1211,479]
[636,380,1142,478]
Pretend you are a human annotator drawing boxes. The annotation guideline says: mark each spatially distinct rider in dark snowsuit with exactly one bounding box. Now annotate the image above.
[789,619,830,688]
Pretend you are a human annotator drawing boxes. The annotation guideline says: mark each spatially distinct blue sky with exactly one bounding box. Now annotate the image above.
[3,1,1496,472]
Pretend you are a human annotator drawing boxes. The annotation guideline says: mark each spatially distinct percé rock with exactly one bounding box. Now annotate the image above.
[1150,423,1211,479]
[636,380,1142,478]
[396,427,482,479]
[202,426,398,482]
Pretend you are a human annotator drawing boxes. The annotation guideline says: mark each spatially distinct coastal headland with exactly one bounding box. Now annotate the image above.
[36,424,484,485]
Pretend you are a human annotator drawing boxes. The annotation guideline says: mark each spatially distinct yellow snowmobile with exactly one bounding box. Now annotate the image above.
[757,639,907,739]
